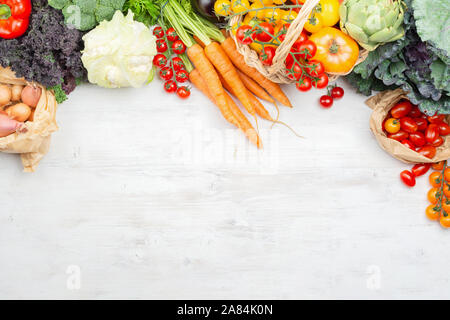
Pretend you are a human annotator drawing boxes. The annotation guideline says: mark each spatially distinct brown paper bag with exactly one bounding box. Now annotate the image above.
[0,67,58,172]
[366,89,450,164]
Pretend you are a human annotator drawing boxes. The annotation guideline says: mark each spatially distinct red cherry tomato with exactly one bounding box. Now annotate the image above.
[296,77,312,92]
[409,132,426,147]
[391,101,412,118]
[428,115,446,124]
[312,74,329,89]
[286,61,304,80]
[408,106,422,118]
[388,130,409,141]
[175,69,189,83]
[290,31,309,49]
[255,22,274,42]
[159,67,173,80]
[418,145,437,159]
[431,136,444,147]
[305,60,324,77]
[319,95,333,108]
[166,27,179,42]
[164,80,177,93]
[438,122,450,136]
[156,39,168,53]
[331,86,344,99]
[276,24,290,43]
[292,40,316,60]
[411,163,431,177]
[259,46,276,66]
[153,26,164,38]
[414,118,428,131]
[425,124,440,144]
[401,139,415,150]
[171,57,185,71]
[236,25,256,45]
[172,40,186,54]
[153,54,167,68]
[176,86,191,99]
[400,117,418,133]
[400,170,416,187]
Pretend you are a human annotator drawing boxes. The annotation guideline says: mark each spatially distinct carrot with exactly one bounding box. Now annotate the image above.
[187,44,231,122]
[190,69,261,148]
[204,42,255,116]
[193,35,206,48]
[218,72,273,122]
[237,70,275,104]
[189,69,238,128]
[221,37,292,108]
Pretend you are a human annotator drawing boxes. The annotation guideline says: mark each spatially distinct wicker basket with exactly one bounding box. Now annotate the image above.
[0,67,58,172]
[229,0,368,83]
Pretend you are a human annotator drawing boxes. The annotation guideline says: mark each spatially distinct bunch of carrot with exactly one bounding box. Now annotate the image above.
[162,0,292,148]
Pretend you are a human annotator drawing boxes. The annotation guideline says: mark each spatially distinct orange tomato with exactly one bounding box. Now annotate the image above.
[384,118,401,134]
[444,184,450,198]
[429,172,442,188]
[426,204,440,221]
[440,215,450,228]
[432,161,446,170]
[309,27,359,74]
[444,168,450,182]
[442,198,450,213]
[427,188,439,204]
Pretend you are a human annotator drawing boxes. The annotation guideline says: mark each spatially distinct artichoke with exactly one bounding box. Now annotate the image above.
[340,0,406,51]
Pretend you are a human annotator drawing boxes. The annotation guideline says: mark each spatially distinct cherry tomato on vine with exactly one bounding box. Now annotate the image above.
[401,139,415,150]
[164,80,177,93]
[431,161,446,171]
[176,69,189,83]
[400,117,418,133]
[305,60,324,77]
[177,86,191,99]
[295,77,312,92]
[153,26,164,38]
[292,40,316,60]
[429,171,442,188]
[172,40,186,54]
[285,61,304,80]
[444,168,450,182]
[426,204,440,221]
[276,23,290,43]
[159,67,173,81]
[409,132,426,147]
[425,124,439,144]
[427,188,439,204]
[312,74,328,89]
[400,170,416,187]
[171,57,185,71]
[440,215,450,228]
[418,145,437,159]
[384,118,401,134]
[331,86,344,99]
[388,130,409,141]
[444,184,450,198]
[259,46,276,66]
[438,122,450,136]
[156,39,168,53]
[442,199,450,215]
[319,95,333,108]
[390,101,412,118]
[255,22,274,42]
[153,54,167,68]
[414,118,428,132]
[412,163,430,177]
[166,27,179,42]
[236,25,256,45]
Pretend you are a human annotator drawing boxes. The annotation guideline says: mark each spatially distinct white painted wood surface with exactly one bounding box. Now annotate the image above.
[1,80,449,299]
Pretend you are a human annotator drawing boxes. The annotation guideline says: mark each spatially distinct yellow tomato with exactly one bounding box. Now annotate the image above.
[214,0,232,16]
[253,0,273,4]
[250,42,263,53]
[247,2,265,19]
[281,10,298,24]
[318,0,340,27]
[243,15,261,28]
[309,27,359,74]
[231,0,250,14]
[264,8,283,23]
[272,0,286,4]
[304,12,323,33]
[230,22,241,36]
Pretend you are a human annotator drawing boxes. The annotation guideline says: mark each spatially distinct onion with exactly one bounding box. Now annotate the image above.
[21,85,41,108]
[6,103,31,122]
[0,112,25,137]
[11,85,23,101]
[0,85,11,106]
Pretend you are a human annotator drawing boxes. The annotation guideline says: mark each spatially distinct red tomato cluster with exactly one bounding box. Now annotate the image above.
[384,100,449,160]
[319,85,344,108]
[152,26,190,99]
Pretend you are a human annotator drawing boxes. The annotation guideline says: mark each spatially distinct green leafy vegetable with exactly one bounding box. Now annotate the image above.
[122,0,161,26]
[48,0,126,31]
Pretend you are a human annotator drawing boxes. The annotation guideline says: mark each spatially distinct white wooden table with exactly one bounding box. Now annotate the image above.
[1,80,449,299]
